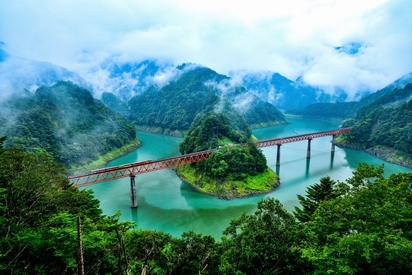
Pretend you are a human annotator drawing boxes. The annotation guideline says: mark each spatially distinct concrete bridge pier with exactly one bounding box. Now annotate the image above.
[307,139,312,158]
[331,135,336,152]
[130,174,137,208]
[276,144,281,166]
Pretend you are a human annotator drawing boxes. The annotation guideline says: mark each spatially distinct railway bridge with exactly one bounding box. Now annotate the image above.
[68,127,352,207]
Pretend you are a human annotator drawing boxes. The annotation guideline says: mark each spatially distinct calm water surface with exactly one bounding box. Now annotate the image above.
[84,118,411,239]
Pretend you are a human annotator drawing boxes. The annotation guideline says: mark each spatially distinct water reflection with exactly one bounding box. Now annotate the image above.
[90,118,412,238]
[305,157,311,178]
[330,151,335,169]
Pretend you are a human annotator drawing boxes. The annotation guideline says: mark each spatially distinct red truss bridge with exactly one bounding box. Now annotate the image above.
[69,127,352,189]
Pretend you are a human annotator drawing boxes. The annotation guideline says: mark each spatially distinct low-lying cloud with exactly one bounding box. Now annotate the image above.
[0,0,411,99]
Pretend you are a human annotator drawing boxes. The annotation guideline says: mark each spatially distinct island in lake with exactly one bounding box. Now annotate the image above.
[176,111,279,199]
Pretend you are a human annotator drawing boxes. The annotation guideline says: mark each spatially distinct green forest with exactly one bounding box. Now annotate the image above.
[289,82,412,167]
[338,84,412,166]
[2,136,412,274]
[288,101,360,120]
[125,66,287,136]
[0,81,139,172]
[177,112,277,198]
[287,81,402,121]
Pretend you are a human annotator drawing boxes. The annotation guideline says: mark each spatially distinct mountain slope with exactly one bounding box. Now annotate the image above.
[0,81,138,170]
[127,66,288,136]
[338,83,412,167]
[288,72,412,120]
[237,72,349,111]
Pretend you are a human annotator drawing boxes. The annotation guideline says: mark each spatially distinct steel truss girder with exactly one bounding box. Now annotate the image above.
[69,150,213,187]
[69,128,352,187]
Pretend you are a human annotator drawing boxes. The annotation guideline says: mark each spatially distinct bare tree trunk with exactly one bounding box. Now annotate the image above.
[77,216,85,275]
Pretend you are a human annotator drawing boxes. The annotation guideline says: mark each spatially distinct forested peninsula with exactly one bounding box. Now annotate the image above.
[176,111,279,199]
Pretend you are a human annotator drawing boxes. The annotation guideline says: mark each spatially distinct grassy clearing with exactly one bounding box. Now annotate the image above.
[67,138,141,175]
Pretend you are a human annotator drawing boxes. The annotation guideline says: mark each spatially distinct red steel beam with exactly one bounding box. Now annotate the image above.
[255,127,352,148]
[69,127,352,187]
[69,150,213,187]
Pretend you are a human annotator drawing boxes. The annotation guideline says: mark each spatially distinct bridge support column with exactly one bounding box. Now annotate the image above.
[130,174,137,208]
[331,135,336,152]
[276,144,281,166]
[306,139,312,158]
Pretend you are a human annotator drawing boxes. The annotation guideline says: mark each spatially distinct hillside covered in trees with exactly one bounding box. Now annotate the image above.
[2,136,412,274]
[105,65,288,136]
[0,81,139,172]
[287,72,412,120]
[176,111,278,199]
[338,83,412,167]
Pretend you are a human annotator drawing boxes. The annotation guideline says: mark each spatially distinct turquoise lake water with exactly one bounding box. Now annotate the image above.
[83,117,411,239]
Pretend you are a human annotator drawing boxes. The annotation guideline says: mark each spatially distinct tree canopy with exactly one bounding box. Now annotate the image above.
[1,136,412,274]
[340,83,412,157]
[127,66,287,136]
[0,81,137,169]
[176,112,276,198]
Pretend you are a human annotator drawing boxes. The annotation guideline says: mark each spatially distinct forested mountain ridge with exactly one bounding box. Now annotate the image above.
[0,81,138,171]
[238,71,350,111]
[287,71,412,120]
[338,83,412,167]
[126,65,288,136]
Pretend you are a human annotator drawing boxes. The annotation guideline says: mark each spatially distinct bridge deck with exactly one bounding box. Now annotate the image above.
[69,127,352,187]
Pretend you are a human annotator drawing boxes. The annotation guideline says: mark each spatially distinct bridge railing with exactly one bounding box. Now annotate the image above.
[255,127,352,148]
[69,149,214,187]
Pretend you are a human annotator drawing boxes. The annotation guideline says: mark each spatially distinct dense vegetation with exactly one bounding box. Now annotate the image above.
[101,91,129,117]
[0,81,138,171]
[179,111,251,154]
[126,66,287,136]
[288,101,360,120]
[177,112,278,198]
[338,83,412,166]
[287,77,411,120]
[2,136,412,274]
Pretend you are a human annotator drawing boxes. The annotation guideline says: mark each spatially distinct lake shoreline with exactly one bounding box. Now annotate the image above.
[175,165,280,200]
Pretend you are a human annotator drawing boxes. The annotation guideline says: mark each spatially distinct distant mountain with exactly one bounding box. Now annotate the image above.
[96,60,355,112]
[0,81,137,170]
[288,72,412,120]
[235,72,348,111]
[0,49,90,98]
[92,58,176,101]
[127,65,288,136]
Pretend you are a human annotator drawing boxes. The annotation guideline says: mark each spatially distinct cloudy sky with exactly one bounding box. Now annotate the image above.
[1,0,411,95]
